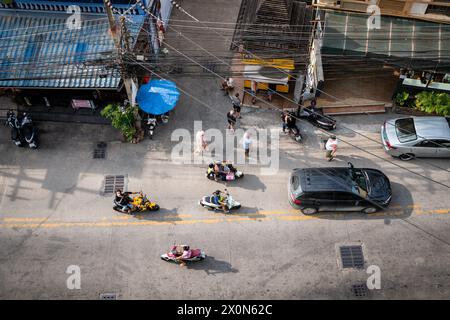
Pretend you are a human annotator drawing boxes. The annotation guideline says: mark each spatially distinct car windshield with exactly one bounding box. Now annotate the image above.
[395,118,417,143]
[350,169,369,198]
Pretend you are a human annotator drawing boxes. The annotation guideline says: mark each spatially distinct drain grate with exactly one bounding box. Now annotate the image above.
[93,149,106,159]
[93,142,107,159]
[104,175,125,194]
[351,284,368,297]
[99,293,118,300]
[339,245,364,269]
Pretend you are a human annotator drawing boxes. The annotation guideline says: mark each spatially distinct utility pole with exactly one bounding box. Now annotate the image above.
[103,0,136,107]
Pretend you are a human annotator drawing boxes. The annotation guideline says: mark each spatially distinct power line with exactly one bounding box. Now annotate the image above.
[131,2,449,187]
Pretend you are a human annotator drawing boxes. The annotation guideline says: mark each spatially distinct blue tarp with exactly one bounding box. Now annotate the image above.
[137,80,180,115]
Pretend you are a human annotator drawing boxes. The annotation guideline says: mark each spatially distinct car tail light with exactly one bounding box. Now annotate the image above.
[290,193,301,205]
[382,122,396,150]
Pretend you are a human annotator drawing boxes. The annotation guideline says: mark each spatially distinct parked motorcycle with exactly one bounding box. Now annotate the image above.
[160,112,170,124]
[206,161,244,181]
[144,112,170,139]
[287,126,302,143]
[161,245,206,263]
[146,117,157,139]
[113,191,160,213]
[282,111,302,143]
[20,113,39,149]
[298,107,336,131]
[5,110,24,147]
[199,190,241,212]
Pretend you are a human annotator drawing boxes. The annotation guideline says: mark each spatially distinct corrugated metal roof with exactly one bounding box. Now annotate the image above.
[0,10,144,89]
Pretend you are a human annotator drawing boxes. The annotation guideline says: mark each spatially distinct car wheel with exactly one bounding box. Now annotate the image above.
[399,153,415,161]
[301,207,317,215]
[362,207,378,214]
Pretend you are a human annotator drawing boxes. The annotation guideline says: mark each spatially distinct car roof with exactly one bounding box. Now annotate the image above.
[293,168,354,193]
[413,117,450,140]
[388,116,450,140]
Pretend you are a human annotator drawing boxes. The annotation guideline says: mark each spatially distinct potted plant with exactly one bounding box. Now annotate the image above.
[101,104,137,142]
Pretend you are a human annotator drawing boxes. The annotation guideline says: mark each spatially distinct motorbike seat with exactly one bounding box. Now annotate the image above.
[190,249,201,257]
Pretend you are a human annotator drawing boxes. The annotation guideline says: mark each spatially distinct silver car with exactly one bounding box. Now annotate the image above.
[381,116,450,160]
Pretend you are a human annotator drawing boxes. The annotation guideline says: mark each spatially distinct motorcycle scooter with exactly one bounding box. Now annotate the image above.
[5,111,24,147]
[113,191,160,214]
[199,190,241,212]
[20,113,39,149]
[205,161,244,181]
[146,117,157,139]
[161,245,206,263]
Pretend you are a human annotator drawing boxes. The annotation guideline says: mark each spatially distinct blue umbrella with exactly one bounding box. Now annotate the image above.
[136,79,180,115]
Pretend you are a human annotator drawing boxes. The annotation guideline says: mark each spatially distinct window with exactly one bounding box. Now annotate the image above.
[334,192,359,201]
[309,192,334,200]
[291,175,299,190]
[431,140,450,148]
[395,118,417,143]
[414,140,438,148]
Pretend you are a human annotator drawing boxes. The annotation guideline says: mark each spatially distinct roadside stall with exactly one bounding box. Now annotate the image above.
[242,59,295,102]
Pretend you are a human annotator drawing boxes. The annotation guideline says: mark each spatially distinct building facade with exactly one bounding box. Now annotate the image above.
[0,0,173,117]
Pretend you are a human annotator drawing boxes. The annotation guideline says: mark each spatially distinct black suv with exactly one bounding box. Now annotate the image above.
[288,163,392,214]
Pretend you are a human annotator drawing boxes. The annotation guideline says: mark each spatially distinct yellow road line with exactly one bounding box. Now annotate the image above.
[278,216,317,221]
[1,208,449,229]
[0,216,269,229]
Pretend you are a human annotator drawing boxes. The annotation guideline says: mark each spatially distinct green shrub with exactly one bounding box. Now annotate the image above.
[414,91,450,116]
[101,104,137,142]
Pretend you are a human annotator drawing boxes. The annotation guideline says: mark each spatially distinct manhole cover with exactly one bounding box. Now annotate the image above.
[339,245,364,269]
[99,293,118,300]
[104,175,125,194]
[351,284,368,297]
[93,142,107,159]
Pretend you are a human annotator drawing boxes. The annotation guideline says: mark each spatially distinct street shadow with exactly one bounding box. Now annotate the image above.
[133,207,182,222]
[313,182,413,221]
[234,174,266,191]
[186,256,239,275]
[231,206,266,220]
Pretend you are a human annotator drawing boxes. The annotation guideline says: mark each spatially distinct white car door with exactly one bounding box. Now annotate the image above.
[411,140,438,157]
[434,139,450,158]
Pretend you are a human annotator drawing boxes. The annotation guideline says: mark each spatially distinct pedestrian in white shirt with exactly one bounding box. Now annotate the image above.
[221,77,234,95]
[195,130,208,154]
[243,132,252,158]
[325,135,338,161]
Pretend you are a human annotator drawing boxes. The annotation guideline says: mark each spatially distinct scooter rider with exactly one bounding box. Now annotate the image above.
[212,190,229,213]
[207,163,216,180]
[114,189,137,213]
[285,112,300,135]
[175,245,192,267]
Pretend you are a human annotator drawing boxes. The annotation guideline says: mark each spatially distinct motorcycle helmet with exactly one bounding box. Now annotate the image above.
[183,245,190,251]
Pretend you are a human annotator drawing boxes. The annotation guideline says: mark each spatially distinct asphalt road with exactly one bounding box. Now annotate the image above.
[0,102,449,299]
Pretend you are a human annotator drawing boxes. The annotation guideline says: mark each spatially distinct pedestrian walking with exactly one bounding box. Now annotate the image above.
[243,132,252,158]
[325,135,338,161]
[195,130,208,154]
[227,109,237,133]
[220,77,234,95]
[231,93,242,119]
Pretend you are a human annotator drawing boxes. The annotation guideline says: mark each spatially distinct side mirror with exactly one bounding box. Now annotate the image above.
[348,162,354,170]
